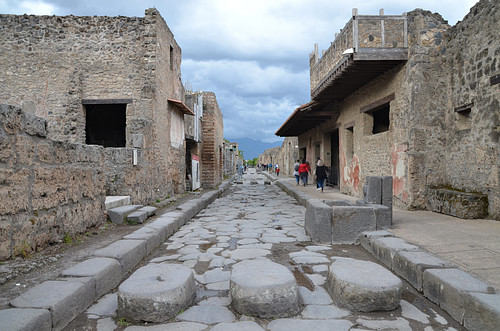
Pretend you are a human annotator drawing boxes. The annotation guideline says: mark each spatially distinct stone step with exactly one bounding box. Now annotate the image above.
[230,258,301,318]
[326,257,402,312]
[105,196,131,210]
[107,205,143,224]
[117,263,196,323]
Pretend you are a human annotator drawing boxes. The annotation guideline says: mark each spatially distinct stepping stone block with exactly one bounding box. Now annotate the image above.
[230,258,301,318]
[117,263,196,323]
[326,257,402,312]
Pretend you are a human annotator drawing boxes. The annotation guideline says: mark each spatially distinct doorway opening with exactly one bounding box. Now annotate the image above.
[328,129,339,187]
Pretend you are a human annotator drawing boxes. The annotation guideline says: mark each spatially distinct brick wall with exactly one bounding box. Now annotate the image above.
[201,92,224,188]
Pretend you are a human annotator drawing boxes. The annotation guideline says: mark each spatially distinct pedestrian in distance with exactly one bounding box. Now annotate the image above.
[315,159,327,193]
[293,159,300,185]
[298,159,309,187]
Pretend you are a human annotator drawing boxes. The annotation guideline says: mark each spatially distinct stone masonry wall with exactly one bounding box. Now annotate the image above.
[201,92,224,189]
[442,0,499,219]
[0,9,188,204]
[0,104,106,260]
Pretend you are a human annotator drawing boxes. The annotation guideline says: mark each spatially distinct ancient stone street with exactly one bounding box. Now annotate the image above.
[64,169,463,330]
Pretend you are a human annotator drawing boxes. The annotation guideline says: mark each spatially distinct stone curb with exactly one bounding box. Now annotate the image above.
[361,231,499,330]
[1,179,233,330]
[268,174,499,330]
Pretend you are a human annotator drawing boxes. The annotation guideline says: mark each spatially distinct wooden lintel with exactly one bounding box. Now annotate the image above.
[360,93,395,113]
[454,102,474,113]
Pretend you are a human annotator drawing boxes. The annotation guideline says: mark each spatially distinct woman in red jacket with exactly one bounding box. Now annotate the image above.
[298,160,310,187]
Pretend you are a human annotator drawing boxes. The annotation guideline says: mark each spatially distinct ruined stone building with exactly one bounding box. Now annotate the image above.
[258,137,298,177]
[276,0,499,220]
[223,141,241,177]
[0,9,223,259]
[184,91,225,190]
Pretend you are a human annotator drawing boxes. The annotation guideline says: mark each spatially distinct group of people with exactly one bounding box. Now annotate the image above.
[293,159,328,192]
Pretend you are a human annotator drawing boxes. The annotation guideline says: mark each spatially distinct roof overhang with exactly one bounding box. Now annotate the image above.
[312,48,407,102]
[276,48,407,137]
[168,99,195,116]
[275,101,335,137]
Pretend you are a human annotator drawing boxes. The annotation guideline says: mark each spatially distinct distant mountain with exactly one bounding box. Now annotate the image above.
[226,137,283,160]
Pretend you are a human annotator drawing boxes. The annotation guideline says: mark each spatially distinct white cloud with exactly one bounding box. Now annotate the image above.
[1,0,58,14]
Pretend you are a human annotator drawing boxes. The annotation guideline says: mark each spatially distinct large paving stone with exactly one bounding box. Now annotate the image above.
[93,239,147,276]
[175,305,235,324]
[211,321,265,331]
[359,230,394,255]
[326,257,402,312]
[118,263,196,323]
[230,258,301,318]
[0,308,51,331]
[267,318,353,331]
[423,268,494,323]
[60,257,121,297]
[10,278,95,330]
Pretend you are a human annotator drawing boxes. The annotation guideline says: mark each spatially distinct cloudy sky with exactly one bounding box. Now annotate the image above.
[0,0,478,143]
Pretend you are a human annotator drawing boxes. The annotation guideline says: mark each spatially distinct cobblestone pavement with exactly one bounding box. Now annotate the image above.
[65,169,464,330]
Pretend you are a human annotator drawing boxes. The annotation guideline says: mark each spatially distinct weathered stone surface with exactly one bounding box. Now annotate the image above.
[118,263,196,323]
[123,226,163,255]
[124,322,208,331]
[138,206,157,217]
[428,188,489,219]
[393,250,453,291]
[305,199,332,244]
[359,230,394,255]
[372,237,420,269]
[331,206,376,244]
[298,286,333,305]
[107,205,143,224]
[60,257,121,297]
[10,279,95,330]
[211,321,264,331]
[463,293,500,331]
[326,257,402,312]
[301,305,350,319]
[0,308,51,331]
[267,319,353,331]
[423,268,494,323]
[86,293,117,318]
[93,239,147,276]
[363,176,382,204]
[126,211,147,224]
[230,258,301,318]
[104,196,131,210]
[175,305,235,324]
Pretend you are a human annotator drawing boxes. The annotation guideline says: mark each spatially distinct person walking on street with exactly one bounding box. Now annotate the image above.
[298,159,310,187]
[293,159,300,185]
[315,159,327,193]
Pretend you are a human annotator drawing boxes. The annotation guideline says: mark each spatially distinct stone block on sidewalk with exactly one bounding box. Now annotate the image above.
[331,206,376,244]
[0,308,51,331]
[392,250,453,291]
[107,205,143,224]
[463,293,500,331]
[126,211,147,224]
[10,278,95,330]
[326,257,402,312]
[139,206,157,217]
[373,204,392,230]
[60,257,121,297]
[305,199,332,244]
[363,176,382,204]
[118,263,196,323]
[230,258,301,318]
[148,216,178,238]
[423,268,494,323]
[93,239,147,276]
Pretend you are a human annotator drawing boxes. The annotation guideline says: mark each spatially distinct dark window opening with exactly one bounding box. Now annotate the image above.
[455,104,472,131]
[170,45,174,71]
[345,126,354,160]
[85,104,126,147]
[372,105,390,134]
